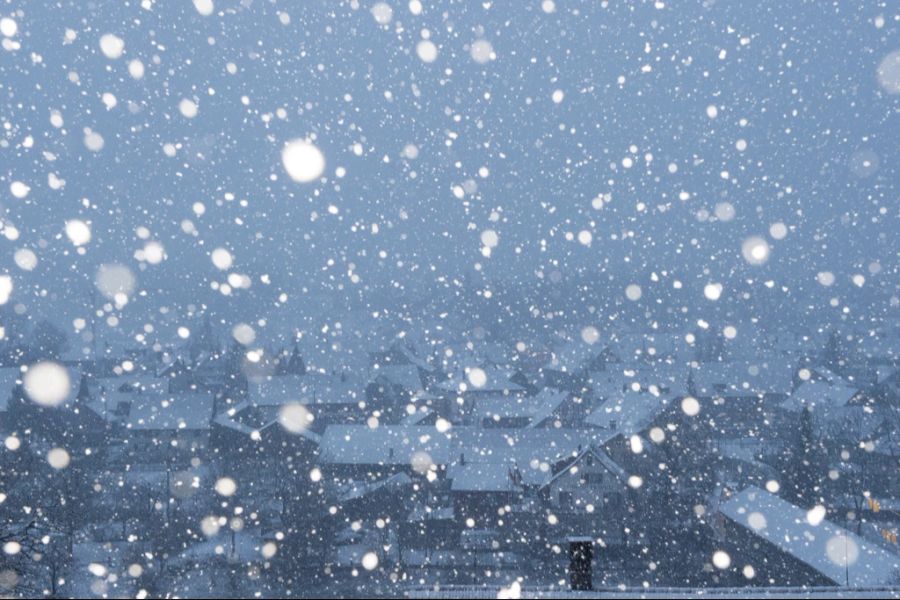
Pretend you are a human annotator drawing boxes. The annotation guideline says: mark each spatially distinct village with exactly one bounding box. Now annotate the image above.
[1,315,898,597]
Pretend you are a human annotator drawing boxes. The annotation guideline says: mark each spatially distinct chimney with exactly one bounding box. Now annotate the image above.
[568,536,593,591]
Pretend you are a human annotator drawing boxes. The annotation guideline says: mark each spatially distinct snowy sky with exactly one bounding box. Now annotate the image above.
[0,0,896,351]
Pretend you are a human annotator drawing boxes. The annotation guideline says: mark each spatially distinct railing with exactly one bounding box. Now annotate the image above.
[403,584,900,599]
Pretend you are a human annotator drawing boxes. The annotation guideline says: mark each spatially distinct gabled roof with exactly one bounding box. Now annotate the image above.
[88,390,215,431]
[609,332,688,363]
[720,486,899,586]
[371,363,423,392]
[401,406,434,425]
[524,388,571,429]
[691,359,795,397]
[780,381,858,413]
[857,336,900,363]
[804,366,848,386]
[876,366,899,385]
[542,445,626,489]
[247,374,306,407]
[586,390,673,435]
[340,472,411,503]
[301,371,363,405]
[543,339,606,373]
[212,400,321,444]
[434,366,525,394]
[865,433,899,459]
[476,388,567,424]
[449,462,525,492]
[590,362,690,397]
[93,374,168,395]
[318,426,609,478]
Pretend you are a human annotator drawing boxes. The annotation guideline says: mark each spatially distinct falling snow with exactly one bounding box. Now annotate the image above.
[0,1,896,598]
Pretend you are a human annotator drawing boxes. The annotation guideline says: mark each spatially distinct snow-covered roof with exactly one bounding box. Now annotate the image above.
[400,406,434,425]
[318,426,608,475]
[447,437,614,492]
[585,390,673,435]
[804,366,848,386]
[609,332,688,363]
[857,336,900,363]
[590,362,690,397]
[476,388,566,423]
[247,374,306,406]
[780,381,858,413]
[371,363,423,392]
[434,366,524,394]
[449,462,525,492]
[396,342,436,372]
[432,341,510,374]
[525,388,571,429]
[320,425,458,467]
[93,374,168,395]
[212,400,321,444]
[88,390,215,431]
[300,371,364,405]
[691,359,795,397]
[542,445,626,488]
[407,504,454,522]
[720,486,900,586]
[876,366,899,385]
[340,472,412,502]
[543,339,606,373]
[869,435,900,459]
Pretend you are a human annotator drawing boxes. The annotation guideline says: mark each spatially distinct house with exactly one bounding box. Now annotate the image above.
[317,425,610,485]
[474,388,567,429]
[542,340,615,391]
[679,359,796,444]
[247,374,306,407]
[0,366,22,429]
[336,472,413,525]
[432,367,528,423]
[6,365,106,449]
[158,358,194,393]
[86,386,216,466]
[300,370,366,426]
[541,445,626,508]
[444,432,616,528]
[278,343,307,376]
[857,335,900,368]
[689,359,795,401]
[609,332,690,365]
[369,340,433,373]
[586,389,675,437]
[210,397,320,471]
[538,446,629,547]
[778,380,865,438]
[400,504,458,555]
[366,363,425,421]
[718,486,900,586]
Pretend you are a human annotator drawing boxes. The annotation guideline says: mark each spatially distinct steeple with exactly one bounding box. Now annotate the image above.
[188,314,220,361]
[287,343,307,375]
[76,373,92,405]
